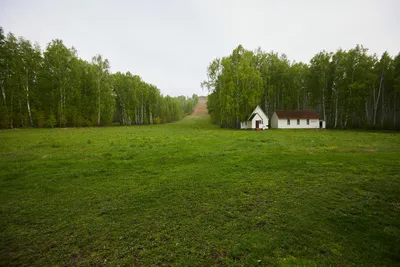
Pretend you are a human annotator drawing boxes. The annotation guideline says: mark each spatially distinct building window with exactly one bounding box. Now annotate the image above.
[287,119,290,125]
[297,119,300,125]
[307,119,310,125]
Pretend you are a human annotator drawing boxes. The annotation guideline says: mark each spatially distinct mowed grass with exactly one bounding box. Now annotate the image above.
[0,115,399,266]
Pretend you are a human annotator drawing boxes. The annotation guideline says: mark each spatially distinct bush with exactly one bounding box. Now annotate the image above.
[34,111,45,128]
[153,117,161,124]
[0,111,11,128]
[59,115,67,127]
[45,114,57,128]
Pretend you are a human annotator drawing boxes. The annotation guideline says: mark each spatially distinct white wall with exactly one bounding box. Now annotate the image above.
[241,106,269,129]
[270,111,325,129]
[251,114,264,129]
[271,112,279,128]
[253,106,269,126]
[277,118,320,129]
[240,121,250,129]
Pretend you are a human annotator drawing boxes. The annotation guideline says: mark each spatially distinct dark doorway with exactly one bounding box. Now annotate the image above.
[256,121,260,129]
[319,121,323,128]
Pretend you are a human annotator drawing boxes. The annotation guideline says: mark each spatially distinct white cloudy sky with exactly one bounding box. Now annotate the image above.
[1,0,399,96]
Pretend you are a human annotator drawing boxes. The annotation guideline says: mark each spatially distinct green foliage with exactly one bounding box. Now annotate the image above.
[111,72,197,125]
[45,113,56,128]
[0,27,195,129]
[204,45,400,129]
[153,117,161,124]
[0,113,399,266]
[33,110,45,128]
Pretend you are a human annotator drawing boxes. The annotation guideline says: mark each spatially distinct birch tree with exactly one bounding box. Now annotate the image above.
[91,55,110,126]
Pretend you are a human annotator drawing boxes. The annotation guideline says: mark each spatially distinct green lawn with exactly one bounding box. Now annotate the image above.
[0,115,399,266]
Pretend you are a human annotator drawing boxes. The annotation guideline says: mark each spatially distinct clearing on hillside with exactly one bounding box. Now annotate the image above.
[185,97,208,118]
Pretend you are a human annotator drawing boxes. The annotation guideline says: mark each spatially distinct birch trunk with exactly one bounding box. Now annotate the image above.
[381,82,384,128]
[322,80,327,121]
[149,110,153,124]
[373,73,383,126]
[63,87,66,127]
[141,99,144,124]
[60,86,63,128]
[144,102,147,124]
[297,88,300,110]
[364,97,369,126]
[334,89,338,128]
[264,78,269,116]
[19,100,24,128]
[115,88,126,125]
[394,92,397,129]
[135,107,138,124]
[25,84,33,127]
[121,103,126,125]
[1,83,5,103]
[264,97,268,119]
[97,81,101,126]
[10,92,13,129]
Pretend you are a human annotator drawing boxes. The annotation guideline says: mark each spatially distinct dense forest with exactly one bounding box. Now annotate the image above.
[203,45,400,129]
[0,27,198,129]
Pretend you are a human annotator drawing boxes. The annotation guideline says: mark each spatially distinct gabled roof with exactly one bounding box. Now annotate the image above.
[275,110,319,119]
[247,105,268,121]
[248,113,261,120]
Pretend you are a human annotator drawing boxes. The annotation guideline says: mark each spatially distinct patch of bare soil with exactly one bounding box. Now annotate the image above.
[186,97,208,118]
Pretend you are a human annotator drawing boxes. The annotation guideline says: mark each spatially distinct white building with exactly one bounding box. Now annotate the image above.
[270,110,326,129]
[240,106,269,130]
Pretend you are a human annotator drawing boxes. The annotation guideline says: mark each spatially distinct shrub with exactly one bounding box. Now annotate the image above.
[153,117,162,124]
[34,111,45,128]
[45,114,57,128]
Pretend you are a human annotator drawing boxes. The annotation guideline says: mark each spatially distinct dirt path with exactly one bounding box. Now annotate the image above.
[186,97,208,118]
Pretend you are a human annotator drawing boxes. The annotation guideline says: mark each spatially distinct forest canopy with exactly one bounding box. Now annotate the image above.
[0,27,198,129]
[203,45,400,129]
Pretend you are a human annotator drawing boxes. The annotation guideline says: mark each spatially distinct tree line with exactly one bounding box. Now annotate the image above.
[202,45,400,129]
[0,27,198,129]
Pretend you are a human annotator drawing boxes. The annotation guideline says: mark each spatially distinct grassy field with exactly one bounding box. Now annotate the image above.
[1,103,399,266]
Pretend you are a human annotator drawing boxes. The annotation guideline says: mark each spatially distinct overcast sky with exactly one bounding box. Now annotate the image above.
[1,0,399,97]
